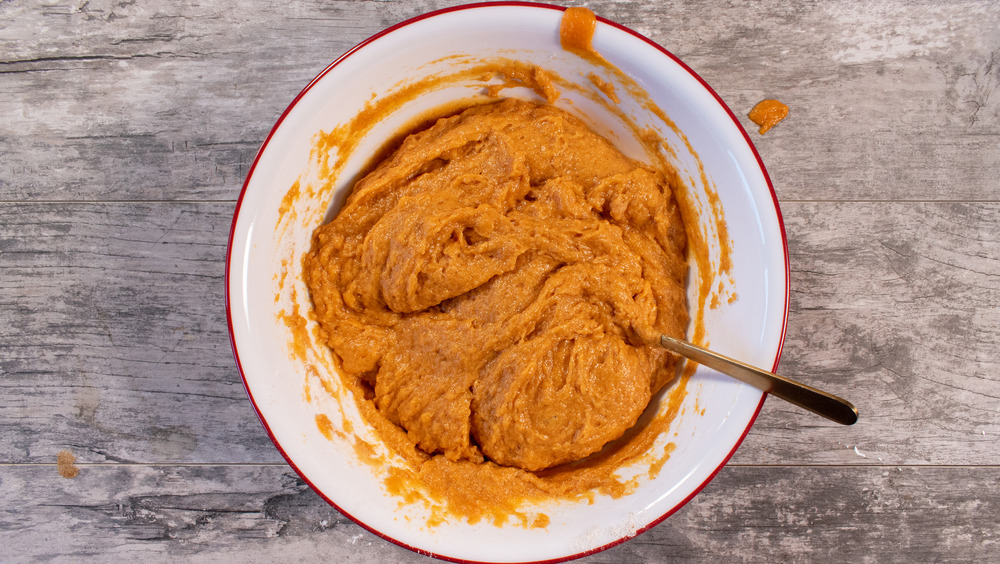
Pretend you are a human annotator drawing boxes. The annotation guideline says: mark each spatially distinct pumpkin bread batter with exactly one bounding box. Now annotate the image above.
[305,99,688,472]
[748,99,789,134]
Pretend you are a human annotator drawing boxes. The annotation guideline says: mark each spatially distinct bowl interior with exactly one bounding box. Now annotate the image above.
[227,4,787,562]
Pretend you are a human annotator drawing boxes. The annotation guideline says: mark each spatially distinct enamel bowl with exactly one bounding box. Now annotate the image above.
[227,3,788,562]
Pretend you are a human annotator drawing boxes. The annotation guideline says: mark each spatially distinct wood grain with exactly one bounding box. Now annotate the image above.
[1,464,996,563]
[2,0,999,561]
[2,1,998,202]
[735,201,1000,465]
[0,202,281,464]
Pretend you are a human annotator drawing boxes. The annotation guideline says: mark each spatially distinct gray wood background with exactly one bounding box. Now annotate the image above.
[2,0,998,561]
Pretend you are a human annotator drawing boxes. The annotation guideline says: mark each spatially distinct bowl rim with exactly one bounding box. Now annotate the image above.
[225,2,790,562]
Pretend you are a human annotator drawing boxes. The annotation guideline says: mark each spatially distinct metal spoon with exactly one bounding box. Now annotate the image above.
[658,335,858,425]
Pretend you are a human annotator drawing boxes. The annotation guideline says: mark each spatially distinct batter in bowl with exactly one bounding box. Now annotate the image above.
[304,98,688,472]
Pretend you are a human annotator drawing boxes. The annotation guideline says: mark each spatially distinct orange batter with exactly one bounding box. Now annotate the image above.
[304,99,688,472]
[560,6,598,53]
[748,99,789,134]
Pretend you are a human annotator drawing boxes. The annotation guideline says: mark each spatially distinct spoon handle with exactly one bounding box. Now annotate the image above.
[659,335,858,425]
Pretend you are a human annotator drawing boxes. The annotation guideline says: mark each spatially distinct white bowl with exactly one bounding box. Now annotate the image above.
[227,3,788,562]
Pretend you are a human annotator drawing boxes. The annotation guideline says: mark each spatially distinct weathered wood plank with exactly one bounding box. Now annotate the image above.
[735,201,1000,465]
[2,201,998,467]
[659,1,1000,203]
[0,0,393,201]
[0,202,282,464]
[1,463,996,562]
[1,1,997,202]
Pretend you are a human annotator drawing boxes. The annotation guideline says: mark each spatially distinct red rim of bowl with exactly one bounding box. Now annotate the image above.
[225,2,789,562]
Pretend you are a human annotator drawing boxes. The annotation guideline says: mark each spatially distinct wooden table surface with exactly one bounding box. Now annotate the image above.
[2,0,998,561]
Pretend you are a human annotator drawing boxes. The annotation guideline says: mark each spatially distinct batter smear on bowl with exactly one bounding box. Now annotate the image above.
[304,99,688,472]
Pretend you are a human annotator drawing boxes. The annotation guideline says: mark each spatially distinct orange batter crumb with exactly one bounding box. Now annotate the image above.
[560,6,598,53]
[748,99,788,134]
[57,450,79,479]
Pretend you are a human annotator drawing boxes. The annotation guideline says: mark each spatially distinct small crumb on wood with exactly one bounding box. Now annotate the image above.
[57,450,80,479]
[748,99,789,134]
